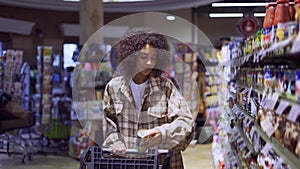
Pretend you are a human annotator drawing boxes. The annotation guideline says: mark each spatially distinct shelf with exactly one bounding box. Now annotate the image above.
[220,53,252,67]
[205,74,219,77]
[205,92,218,96]
[220,42,300,68]
[259,51,300,68]
[236,82,300,106]
[205,83,220,86]
[235,125,256,154]
[229,143,243,169]
[235,104,256,121]
[254,123,300,169]
[204,61,219,67]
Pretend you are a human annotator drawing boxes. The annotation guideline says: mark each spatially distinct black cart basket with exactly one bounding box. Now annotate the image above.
[80,146,171,169]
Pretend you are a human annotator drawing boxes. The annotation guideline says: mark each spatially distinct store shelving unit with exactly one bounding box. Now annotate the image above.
[219,32,300,168]
[254,123,300,169]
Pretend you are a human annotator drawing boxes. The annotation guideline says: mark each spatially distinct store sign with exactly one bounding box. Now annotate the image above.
[237,14,259,37]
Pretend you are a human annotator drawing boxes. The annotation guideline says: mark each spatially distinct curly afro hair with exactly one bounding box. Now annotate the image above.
[115,27,171,78]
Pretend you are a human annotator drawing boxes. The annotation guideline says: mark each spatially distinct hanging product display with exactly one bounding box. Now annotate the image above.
[69,43,112,159]
[36,46,53,125]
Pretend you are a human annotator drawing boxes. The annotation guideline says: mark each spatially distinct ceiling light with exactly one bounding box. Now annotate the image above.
[103,0,154,2]
[166,15,176,21]
[64,0,79,2]
[209,13,244,18]
[64,0,154,2]
[212,2,270,7]
[254,13,266,17]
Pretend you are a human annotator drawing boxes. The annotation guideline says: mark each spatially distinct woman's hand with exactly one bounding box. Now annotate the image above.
[111,140,126,156]
[139,128,162,151]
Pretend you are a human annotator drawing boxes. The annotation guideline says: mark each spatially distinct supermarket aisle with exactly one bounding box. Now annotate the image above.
[0,144,213,169]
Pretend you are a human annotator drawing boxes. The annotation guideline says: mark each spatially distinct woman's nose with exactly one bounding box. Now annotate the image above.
[146,59,152,65]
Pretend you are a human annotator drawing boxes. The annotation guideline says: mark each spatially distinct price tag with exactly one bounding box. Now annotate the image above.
[273,157,284,169]
[260,118,276,137]
[259,50,266,61]
[261,143,272,156]
[245,150,251,159]
[291,33,300,53]
[260,93,268,107]
[237,137,244,144]
[247,87,252,99]
[287,105,300,123]
[269,93,280,110]
[265,93,273,109]
[239,142,247,150]
[275,100,289,115]
[232,105,239,112]
[250,127,256,139]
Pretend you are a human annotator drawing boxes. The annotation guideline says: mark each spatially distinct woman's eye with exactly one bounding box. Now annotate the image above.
[140,54,148,59]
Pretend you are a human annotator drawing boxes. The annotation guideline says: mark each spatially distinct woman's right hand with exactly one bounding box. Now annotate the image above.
[111,140,126,156]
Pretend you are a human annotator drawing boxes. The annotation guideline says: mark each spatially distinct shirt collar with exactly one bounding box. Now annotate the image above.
[119,73,162,101]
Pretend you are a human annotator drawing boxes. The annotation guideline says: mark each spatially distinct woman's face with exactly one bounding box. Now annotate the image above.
[135,44,157,76]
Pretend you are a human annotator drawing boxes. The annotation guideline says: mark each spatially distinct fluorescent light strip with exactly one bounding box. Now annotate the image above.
[64,0,79,2]
[212,2,270,7]
[254,13,266,17]
[209,13,243,18]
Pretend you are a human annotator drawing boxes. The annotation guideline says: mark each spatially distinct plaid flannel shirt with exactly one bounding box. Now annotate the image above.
[102,74,195,169]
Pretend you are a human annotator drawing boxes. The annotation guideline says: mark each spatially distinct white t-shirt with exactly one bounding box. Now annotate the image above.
[130,79,148,110]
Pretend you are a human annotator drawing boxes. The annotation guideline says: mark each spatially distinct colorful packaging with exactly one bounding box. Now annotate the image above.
[276,23,287,42]
[264,26,276,47]
[296,70,300,100]
[264,67,272,90]
[286,21,298,37]
[285,70,296,100]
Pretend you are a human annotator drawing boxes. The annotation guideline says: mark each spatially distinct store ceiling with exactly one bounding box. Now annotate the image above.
[0,0,222,12]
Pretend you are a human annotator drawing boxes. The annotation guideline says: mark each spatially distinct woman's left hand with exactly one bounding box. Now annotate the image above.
[139,128,162,151]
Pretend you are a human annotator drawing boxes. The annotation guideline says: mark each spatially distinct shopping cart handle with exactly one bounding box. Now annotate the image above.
[102,148,138,153]
[102,148,169,154]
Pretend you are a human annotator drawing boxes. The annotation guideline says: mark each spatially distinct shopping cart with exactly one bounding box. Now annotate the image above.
[80,146,171,169]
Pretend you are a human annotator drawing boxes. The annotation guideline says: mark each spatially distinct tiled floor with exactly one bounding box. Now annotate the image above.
[0,144,213,169]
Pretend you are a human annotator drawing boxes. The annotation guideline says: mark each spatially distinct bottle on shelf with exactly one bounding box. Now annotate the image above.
[295,0,300,32]
[263,2,277,47]
[274,0,291,42]
[274,0,290,26]
[290,2,296,21]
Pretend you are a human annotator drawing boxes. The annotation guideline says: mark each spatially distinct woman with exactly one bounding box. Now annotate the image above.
[102,27,194,169]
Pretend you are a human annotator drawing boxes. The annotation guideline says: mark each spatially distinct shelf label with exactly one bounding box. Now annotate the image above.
[287,105,300,123]
[239,142,247,150]
[250,127,256,139]
[237,137,244,144]
[273,157,284,169]
[246,119,252,128]
[245,150,251,159]
[269,93,280,110]
[247,87,252,99]
[262,93,272,108]
[260,118,276,137]
[291,32,300,53]
[275,100,289,115]
[260,92,268,107]
[261,143,272,156]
